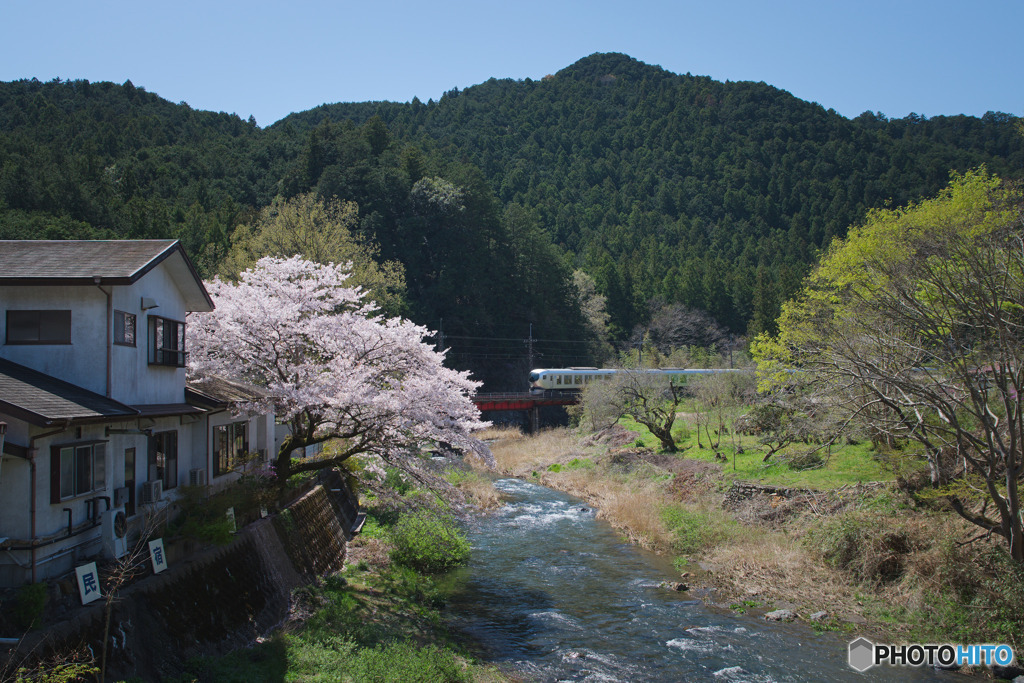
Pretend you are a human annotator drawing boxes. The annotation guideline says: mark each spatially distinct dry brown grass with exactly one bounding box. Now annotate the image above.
[473,425,525,442]
[488,428,585,476]
[455,475,503,510]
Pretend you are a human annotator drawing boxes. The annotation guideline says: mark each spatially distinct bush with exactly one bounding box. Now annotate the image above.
[12,582,47,631]
[661,506,729,554]
[805,511,921,583]
[348,642,468,683]
[389,512,470,572]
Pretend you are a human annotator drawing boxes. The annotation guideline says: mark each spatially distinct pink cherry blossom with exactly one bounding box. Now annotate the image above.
[189,256,492,481]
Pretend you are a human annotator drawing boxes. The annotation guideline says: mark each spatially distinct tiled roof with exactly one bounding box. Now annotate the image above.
[0,240,178,281]
[186,376,270,409]
[0,239,214,311]
[0,358,139,427]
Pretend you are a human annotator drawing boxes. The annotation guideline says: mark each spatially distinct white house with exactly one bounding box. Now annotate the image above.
[0,240,273,587]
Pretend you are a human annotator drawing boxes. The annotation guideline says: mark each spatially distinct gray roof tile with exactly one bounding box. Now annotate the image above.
[0,358,139,426]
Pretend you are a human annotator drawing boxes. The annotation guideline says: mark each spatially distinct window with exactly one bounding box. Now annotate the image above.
[50,442,106,503]
[114,310,136,346]
[213,421,249,476]
[6,310,71,345]
[148,431,178,490]
[148,316,186,367]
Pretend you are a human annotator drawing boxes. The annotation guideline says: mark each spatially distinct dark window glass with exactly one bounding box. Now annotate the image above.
[114,310,136,346]
[148,431,178,489]
[213,421,249,476]
[54,443,106,500]
[6,310,71,344]
[148,316,186,366]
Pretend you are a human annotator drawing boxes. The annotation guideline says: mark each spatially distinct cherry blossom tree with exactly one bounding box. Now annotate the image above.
[188,256,491,483]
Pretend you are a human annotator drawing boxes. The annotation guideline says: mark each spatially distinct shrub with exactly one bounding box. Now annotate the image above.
[389,512,470,572]
[384,467,413,495]
[661,506,728,554]
[805,511,922,583]
[12,582,47,631]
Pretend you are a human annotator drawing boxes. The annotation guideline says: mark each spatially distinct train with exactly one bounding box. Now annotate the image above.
[528,367,739,393]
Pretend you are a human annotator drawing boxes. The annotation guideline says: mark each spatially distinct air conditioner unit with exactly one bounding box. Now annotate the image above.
[102,507,129,559]
[141,480,163,504]
[113,486,130,508]
[189,468,208,487]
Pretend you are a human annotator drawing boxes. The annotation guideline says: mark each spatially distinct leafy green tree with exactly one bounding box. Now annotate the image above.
[753,171,1024,563]
[220,193,406,315]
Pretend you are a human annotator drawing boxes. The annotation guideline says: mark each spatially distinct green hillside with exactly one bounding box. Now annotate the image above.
[1,53,1021,384]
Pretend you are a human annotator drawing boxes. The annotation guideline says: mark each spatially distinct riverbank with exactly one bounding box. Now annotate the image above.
[169,473,515,683]
[471,425,1024,667]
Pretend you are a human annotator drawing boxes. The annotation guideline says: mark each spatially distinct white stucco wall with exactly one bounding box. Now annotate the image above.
[0,259,196,406]
[0,286,108,395]
[0,416,200,586]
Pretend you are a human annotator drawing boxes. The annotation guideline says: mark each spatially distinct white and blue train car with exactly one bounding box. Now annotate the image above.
[528,367,737,393]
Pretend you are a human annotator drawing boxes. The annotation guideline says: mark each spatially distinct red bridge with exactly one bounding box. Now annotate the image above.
[470,391,579,432]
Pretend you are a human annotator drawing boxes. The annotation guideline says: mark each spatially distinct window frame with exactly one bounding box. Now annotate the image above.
[113,310,137,347]
[148,315,186,367]
[148,430,178,490]
[212,421,250,477]
[6,310,72,345]
[49,441,107,503]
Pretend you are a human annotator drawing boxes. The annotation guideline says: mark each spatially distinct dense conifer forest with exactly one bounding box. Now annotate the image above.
[1,52,1021,386]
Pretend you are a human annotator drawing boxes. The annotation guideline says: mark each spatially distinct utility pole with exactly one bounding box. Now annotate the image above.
[526,323,535,370]
[437,318,445,353]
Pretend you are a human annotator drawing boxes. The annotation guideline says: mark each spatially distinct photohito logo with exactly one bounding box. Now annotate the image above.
[848,638,1015,671]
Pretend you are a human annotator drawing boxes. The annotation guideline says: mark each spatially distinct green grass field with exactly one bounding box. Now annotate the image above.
[617,408,910,490]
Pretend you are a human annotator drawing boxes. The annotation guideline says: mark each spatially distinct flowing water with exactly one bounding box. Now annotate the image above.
[440,478,962,682]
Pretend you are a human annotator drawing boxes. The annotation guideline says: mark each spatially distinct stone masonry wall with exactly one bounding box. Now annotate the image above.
[11,483,350,681]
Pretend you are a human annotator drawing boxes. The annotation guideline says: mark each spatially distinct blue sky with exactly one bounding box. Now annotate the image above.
[1,0,1020,127]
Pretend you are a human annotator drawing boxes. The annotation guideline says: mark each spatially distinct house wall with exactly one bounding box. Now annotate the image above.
[0,416,200,587]
[0,285,108,395]
[0,261,193,406]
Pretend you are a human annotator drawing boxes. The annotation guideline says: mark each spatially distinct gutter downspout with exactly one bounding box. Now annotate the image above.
[0,421,6,492]
[95,278,112,398]
[28,421,71,583]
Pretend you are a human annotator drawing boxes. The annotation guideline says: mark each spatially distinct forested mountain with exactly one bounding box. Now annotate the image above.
[288,53,1023,336]
[1,53,1021,385]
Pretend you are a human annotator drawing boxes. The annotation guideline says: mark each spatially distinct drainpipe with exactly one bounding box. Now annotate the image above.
[95,277,112,398]
[28,421,71,583]
[0,422,6,492]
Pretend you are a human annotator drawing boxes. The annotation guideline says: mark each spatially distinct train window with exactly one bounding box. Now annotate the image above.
[556,375,562,385]
[574,375,581,384]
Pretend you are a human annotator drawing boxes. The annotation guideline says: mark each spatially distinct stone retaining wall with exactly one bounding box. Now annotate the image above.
[8,483,352,681]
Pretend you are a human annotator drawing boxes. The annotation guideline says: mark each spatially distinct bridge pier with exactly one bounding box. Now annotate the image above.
[529,406,539,434]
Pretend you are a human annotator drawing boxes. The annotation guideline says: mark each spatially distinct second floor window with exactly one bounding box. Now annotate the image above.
[6,310,71,345]
[148,315,186,367]
[114,310,136,346]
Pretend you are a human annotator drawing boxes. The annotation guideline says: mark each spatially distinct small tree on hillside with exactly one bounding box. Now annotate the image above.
[615,371,687,453]
[189,256,491,484]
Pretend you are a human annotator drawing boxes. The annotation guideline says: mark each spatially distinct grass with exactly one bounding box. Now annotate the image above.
[617,410,901,490]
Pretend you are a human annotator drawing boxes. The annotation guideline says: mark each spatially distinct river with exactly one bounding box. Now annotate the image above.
[439,478,962,682]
